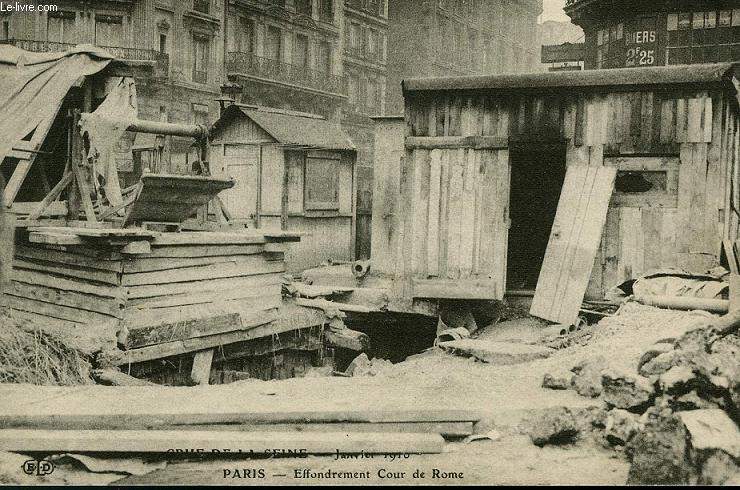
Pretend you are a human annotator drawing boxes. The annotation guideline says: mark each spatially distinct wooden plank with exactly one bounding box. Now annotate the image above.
[642,208,663,272]
[404,136,508,150]
[659,98,676,144]
[530,165,616,325]
[13,258,120,285]
[10,268,123,299]
[139,244,265,259]
[427,150,442,276]
[151,233,268,246]
[619,207,643,280]
[190,349,214,385]
[0,294,119,326]
[675,98,688,143]
[412,278,498,300]
[660,208,678,268]
[121,259,285,287]
[445,150,464,279]
[687,97,704,143]
[688,143,709,254]
[129,285,280,309]
[28,232,84,246]
[14,246,123,273]
[0,429,445,454]
[675,144,694,253]
[702,94,713,143]
[459,149,476,277]
[124,273,283,300]
[123,312,245,349]
[0,409,480,429]
[601,206,620,293]
[175,421,473,437]
[410,150,429,275]
[4,281,123,317]
[438,150,450,277]
[123,253,273,274]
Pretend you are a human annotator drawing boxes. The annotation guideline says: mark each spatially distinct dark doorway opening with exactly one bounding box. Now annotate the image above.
[506,142,567,291]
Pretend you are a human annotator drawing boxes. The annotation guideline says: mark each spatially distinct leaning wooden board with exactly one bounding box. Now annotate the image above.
[0,429,445,454]
[530,165,616,325]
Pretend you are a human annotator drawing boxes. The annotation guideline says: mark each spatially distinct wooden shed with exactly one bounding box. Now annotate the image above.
[373,63,740,325]
[210,105,357,272]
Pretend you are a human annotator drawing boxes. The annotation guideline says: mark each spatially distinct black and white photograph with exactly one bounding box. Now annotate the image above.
[0,0,738,485]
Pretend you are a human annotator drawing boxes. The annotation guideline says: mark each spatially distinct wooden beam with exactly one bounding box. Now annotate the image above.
[190,349,214,385]
[412,278,498,300]
[405,136,508,150]
[0,429,445,454]
[0,409,481,430]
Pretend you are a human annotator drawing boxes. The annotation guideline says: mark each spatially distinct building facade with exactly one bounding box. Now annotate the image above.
[384,0,543,116]
[1,0,227,172]
[564,0,740,70]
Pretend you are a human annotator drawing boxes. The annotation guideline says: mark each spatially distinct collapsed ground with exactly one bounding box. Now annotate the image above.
[0,300,737,485]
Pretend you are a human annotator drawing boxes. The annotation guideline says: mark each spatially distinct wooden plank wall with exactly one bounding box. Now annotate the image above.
[403,87,739,299]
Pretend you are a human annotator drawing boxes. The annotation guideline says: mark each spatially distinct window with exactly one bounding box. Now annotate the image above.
[318,0,333,22]
[317,41,331,75]
[293,34,309,71]
[347,73,359,105]
[192,35,210,83]
[159,34,167,54]
[193,0,210,14]
[1,18,9,41]
[47,11,76,44]
[95,14,124,47]
[615,171,667,194]
[305,157,339,210]
[295,0,311,16]
[596,22,624,68]
[192,103,209,125]
[667,10,739,64]
[266,26,282,61]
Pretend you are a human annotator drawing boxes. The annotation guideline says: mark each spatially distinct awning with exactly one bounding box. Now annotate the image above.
[216,105,355,151]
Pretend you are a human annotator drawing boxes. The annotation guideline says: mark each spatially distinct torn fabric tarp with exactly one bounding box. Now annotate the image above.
[79,77,138,209]
[0,44,113,172]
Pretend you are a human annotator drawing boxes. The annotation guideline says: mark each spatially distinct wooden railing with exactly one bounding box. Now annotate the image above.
[226,51,345,95]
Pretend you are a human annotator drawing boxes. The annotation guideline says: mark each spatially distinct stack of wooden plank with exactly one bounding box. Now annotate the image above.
[2,226,298,359]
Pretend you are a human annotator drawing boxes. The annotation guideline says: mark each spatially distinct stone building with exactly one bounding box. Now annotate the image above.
[1,0,226,171]
[564,0,740,69]
[384,0,543,115]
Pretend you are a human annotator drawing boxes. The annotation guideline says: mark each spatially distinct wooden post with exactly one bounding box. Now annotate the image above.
[280,151,289,231]
[190,349,214,385]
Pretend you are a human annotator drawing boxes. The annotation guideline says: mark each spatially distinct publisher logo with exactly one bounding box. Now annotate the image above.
[22,459,55,476]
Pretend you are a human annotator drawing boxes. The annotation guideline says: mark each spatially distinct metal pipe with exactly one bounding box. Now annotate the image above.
[125,119,208,139]
[80,114,208,139]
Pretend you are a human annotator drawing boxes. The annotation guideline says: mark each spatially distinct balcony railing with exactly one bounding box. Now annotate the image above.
[1,38,170,73]
[226,51,345,95]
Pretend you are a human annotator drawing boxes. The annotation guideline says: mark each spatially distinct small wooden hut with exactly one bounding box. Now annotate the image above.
[371,63,740,325]
[210,105,357,272]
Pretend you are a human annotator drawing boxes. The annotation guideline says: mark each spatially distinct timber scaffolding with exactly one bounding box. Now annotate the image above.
[0,45,368,385]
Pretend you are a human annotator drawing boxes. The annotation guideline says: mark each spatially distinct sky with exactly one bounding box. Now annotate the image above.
[541,0,570,23]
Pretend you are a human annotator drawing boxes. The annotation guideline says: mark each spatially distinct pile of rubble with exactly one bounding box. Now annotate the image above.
[541,305,740,484]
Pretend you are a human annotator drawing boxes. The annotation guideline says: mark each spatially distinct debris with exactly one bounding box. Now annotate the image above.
[601,370,655,412]
[91,369,156,387]
[526,407,579,447]
[634,295,729,314]
[48,453,166,476]
[626,407,693,485]
[345,353,393,377]
[604,409,641,446]
[437,339,553,365]
[435,327,471,343]
[658,366,696,395]
[570,356,606,398]
[324,327,370,352]
[0,314,92,385]
[542,369,573,390]
[678,409,740,460]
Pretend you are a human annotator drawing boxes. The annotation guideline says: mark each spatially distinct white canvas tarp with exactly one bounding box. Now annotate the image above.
[0,44,113,172]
